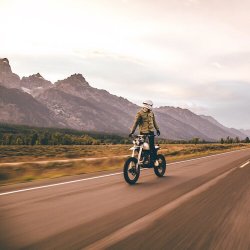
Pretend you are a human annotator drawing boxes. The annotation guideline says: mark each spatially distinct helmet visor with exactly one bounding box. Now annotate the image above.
[143,103,153,110]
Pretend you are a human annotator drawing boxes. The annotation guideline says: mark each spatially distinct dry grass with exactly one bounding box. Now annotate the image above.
[0,157,127,185]
[0,145,130,163]
[0,143,249,185]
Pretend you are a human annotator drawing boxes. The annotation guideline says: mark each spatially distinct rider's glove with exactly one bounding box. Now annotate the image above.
[129,133,133,138]
[157,130,161,136]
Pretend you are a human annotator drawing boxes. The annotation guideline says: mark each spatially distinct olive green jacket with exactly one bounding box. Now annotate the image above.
[131,109,159,134]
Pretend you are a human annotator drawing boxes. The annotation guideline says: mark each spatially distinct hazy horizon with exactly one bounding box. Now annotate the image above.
[1,0,250,129]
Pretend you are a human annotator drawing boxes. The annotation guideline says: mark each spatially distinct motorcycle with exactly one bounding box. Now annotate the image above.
[123,134,166,184]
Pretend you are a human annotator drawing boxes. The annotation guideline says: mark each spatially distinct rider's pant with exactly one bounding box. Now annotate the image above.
[142,131,156,164]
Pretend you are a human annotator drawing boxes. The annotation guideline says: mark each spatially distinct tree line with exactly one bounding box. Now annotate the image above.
[0,124,249,145]
[220,136,250,144]
[0,124,129,145]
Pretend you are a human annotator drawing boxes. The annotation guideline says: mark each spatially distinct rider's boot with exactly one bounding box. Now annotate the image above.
[150,151,157,168]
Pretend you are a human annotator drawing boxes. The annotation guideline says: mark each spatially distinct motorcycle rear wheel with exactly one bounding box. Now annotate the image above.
[123,157,140,185]
[154,154,166,177]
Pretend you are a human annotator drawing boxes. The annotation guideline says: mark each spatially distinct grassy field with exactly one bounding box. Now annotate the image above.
[0,143,249,185]
[0,145,131,163]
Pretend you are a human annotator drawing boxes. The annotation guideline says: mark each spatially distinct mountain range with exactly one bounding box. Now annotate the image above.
[0,57,249,140]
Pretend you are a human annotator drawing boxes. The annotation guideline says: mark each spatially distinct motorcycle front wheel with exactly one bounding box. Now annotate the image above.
[123,157,140,185]
[154,154,166,177]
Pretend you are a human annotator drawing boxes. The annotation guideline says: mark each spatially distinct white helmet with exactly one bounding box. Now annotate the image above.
[142,100,153,110]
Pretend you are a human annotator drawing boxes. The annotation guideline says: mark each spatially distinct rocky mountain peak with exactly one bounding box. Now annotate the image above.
[70,73,86,82]
[1,58,10,64]
[0,57,20,88]
[158,106,191,113]
[55,73,90,93]
[58,73,89,86]
[20,73,52,92]
[21,73,45,81]
[0,58,12,73]
[34,73,43,78]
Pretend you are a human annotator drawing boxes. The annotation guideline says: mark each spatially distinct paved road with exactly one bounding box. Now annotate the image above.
[0,149,250,249]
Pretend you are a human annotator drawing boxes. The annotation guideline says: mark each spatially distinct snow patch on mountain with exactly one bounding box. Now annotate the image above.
[21,87,31,94]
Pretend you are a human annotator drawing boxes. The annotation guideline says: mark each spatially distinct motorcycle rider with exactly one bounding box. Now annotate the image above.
[129,100,160,167]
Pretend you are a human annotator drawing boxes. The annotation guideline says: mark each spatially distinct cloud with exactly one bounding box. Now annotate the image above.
[211,52,250,67]
[211,62,223,69]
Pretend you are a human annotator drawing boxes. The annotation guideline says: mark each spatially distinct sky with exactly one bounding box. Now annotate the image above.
[0,0,250,129]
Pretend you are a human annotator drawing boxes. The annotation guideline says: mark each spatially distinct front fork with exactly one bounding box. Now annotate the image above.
[132,147,143,170]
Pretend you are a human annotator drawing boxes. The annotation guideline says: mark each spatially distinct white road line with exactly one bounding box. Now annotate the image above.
[167,148,249,165]
[0,147,249,197]
[239,161,250,169]
[0,172,122,196]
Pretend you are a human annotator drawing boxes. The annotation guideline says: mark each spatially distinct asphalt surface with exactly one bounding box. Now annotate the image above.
[0,149,250,250]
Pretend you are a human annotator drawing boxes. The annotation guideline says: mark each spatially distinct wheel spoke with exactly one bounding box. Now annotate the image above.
[128,162,137,179]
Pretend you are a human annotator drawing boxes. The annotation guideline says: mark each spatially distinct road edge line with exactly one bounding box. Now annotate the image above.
[0,172,122,196]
